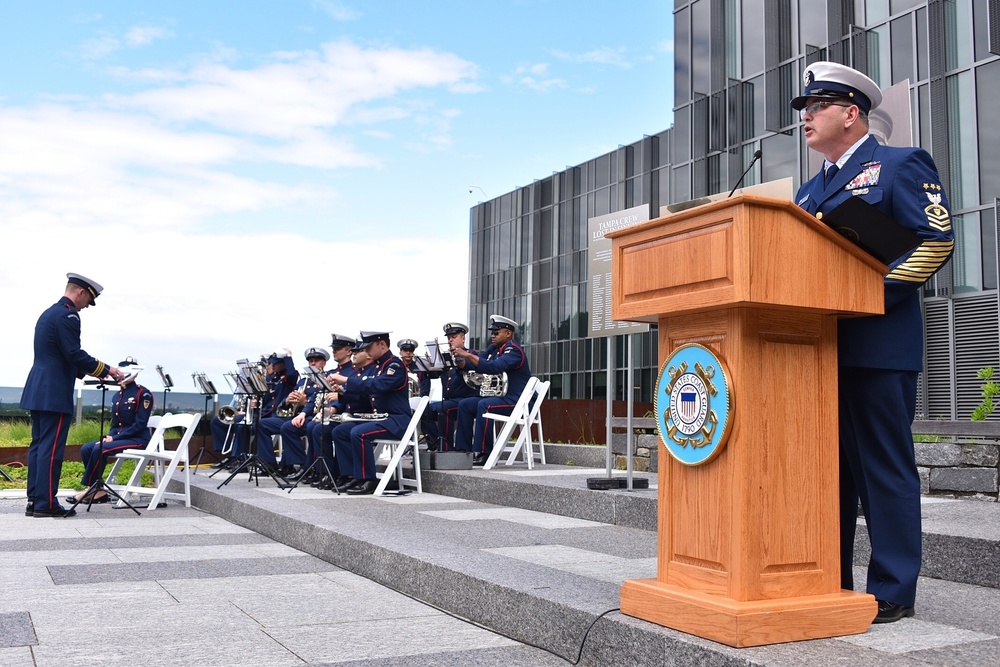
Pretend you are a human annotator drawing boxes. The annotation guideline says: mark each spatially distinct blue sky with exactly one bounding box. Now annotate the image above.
[0,1,673,388]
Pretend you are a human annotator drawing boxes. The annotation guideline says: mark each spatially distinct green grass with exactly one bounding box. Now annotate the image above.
[1,459,155,491]
[0,419,105,448]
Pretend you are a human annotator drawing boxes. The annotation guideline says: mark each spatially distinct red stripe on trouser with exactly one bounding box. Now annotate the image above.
[358,427,388,478]
[84,443,140,485]
[476,403,515,454]
[46,414,65,503]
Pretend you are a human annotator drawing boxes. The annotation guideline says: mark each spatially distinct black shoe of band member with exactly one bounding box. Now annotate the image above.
[472,453,488,466]
[346,479,377,495]
[873,600,915,624]
[25,502,34,517]
[32,505,77,518]
[333,476,355,492]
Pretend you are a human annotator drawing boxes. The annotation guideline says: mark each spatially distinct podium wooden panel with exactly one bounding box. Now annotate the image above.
[607,195,884,647]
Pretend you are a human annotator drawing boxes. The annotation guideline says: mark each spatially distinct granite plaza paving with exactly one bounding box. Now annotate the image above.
[3,461,1000,666]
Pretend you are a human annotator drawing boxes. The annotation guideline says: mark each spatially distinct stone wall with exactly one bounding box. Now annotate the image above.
[605,418,1000,500]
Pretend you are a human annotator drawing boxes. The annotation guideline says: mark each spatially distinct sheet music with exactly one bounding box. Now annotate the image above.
[303,365,339,392]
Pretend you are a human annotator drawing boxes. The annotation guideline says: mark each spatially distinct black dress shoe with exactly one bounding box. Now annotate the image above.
[25,502,34,517]
[472,453,488,466]
[78,493,110,505]
[874,600,915,623]
[32,505,77,518]
[331,476,354,492]
[346,479,377,495]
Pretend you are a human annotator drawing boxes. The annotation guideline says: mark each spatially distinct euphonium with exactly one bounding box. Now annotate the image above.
[219,395,248,425]
[463,372,508,397]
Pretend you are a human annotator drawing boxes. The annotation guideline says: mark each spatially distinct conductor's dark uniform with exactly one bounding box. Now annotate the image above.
[21,274,116,517]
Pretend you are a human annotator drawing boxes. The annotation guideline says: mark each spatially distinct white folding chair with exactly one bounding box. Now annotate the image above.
[113,412,202,510]
[104,414,168,487]
[520,380,550,466]
[373,396,429,496]
[481,376,539,470]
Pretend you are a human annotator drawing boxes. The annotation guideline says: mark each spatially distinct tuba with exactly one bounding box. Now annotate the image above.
[463,372,508,397]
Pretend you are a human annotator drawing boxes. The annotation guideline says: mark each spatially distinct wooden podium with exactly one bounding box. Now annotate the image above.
[608,194,883,647]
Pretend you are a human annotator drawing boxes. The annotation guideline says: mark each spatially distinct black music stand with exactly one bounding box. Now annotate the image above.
[0,467,13,482]
[191,372,222,472]
[156,365,173,416]
[79,378,141,515]
[216,363,289,490]
[286,366,339,494]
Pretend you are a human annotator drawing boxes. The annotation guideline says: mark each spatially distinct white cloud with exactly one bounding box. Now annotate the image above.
[0,38,480,385]
[310,0,362,21]
[124,26,174,46]
[552,46,633,69]
[79,24,174,60]
[502,63,567,93]
[108,40,478,139]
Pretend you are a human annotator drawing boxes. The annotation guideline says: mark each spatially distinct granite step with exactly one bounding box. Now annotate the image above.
[186,466,1000,667]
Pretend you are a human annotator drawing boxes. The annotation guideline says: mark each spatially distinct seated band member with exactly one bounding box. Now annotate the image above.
[453,315,532,466]
[270,346,329,478]
[398,338,430,396]
[328,331,412,495]
[211,351,292,466]
[310,337,372,489]
[67,357,154,505]
[423,322,478,451]
[253,349,300,471]
[282,335,351,484]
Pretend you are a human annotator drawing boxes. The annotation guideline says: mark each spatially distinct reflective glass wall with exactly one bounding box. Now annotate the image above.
[469,0,1000,417]
[469,131,671,401]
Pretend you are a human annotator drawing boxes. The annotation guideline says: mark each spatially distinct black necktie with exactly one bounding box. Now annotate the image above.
[824,164,839,187]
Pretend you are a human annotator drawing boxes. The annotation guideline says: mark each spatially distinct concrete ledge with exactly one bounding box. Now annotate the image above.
[185,474,756,667]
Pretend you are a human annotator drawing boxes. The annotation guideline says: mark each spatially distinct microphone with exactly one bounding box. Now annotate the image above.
[728,149,763,198]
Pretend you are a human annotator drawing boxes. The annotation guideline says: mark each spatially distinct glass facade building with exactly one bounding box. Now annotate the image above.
[469,0,1000,419]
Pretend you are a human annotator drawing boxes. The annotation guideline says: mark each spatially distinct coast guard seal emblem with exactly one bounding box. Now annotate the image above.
[654,344,734,466]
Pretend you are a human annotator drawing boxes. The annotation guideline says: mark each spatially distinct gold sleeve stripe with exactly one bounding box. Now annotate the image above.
[888,240,955,282]
[93,361,106,377]
[929,220,951,232]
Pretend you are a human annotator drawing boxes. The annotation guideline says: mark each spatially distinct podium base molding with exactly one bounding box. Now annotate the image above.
[620,578,876,648]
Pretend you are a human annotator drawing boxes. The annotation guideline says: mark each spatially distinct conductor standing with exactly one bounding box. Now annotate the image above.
[20,273,125,518]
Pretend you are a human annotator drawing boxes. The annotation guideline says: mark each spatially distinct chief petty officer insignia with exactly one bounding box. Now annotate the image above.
[923,183,950,232]
[654,344,734,466]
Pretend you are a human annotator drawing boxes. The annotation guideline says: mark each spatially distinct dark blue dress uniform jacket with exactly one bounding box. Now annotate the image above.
[795,135,955,370]
[108,383,154,444]
[21,296,108,414]
[343,352,412,435]
[475,340,532,398]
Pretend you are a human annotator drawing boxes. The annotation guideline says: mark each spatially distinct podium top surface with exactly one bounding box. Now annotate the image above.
[607,194,887,322]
